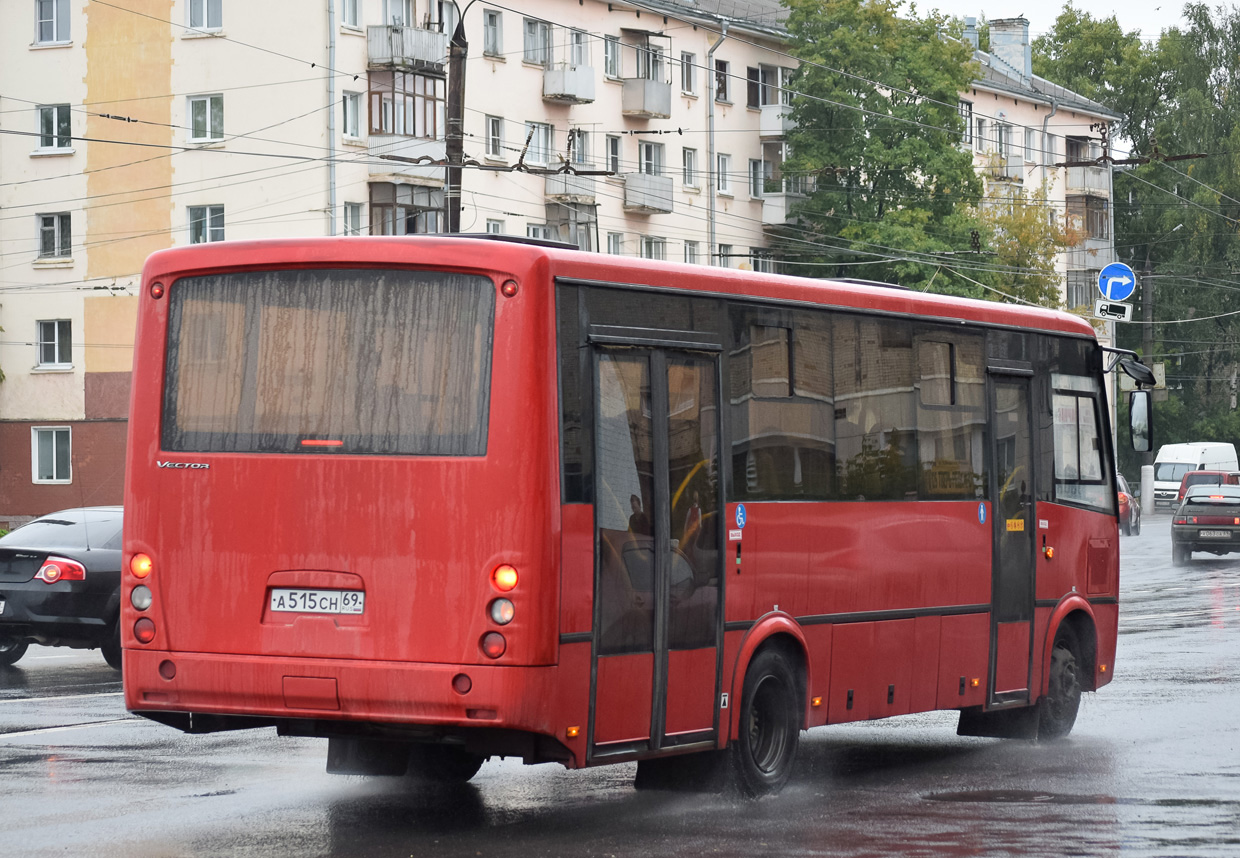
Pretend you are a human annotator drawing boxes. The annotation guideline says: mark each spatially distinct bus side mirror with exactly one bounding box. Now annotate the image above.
[1129,390,1152,453]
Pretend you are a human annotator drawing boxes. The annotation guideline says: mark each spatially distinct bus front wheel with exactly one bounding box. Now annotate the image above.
[1037,624,1082,740]
[406,744,486,783]
[731,648,800,796]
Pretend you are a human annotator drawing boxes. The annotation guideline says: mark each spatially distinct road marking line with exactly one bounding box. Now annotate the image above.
[0,691,123,704]
[0,718,142,738]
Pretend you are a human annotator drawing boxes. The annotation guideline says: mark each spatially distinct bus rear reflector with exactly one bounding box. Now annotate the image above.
[300,439,343,447]
[492,564,518,591]
[130,554,153,578]
[481,632,506,658]
[489,598,515,625]
[134,618,157,644]
[452,673,472,694]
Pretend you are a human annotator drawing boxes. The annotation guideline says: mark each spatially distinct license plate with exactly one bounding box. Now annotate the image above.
[269,588,365,615]
[1199,530,1231,538]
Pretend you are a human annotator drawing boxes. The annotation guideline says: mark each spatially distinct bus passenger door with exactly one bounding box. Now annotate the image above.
[987,374,1036,707]
[589,346,723,761]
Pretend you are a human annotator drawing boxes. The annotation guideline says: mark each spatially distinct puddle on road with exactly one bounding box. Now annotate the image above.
[925,789,1117,805]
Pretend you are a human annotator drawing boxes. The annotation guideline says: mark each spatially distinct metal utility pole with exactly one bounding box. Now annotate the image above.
[445,19,468,233]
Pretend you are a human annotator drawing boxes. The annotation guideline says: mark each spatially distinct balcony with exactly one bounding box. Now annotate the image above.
[1064,237,1112,269]
[983,153,1025,182]
[544,64,596,104]
[1067,165,1110,195]
[621,78,672,119]
[545,173,596,203]
[368,136,445,182]
[761,191,805,227]
[367,24,449,71]
[760,104,795,138]
[622,173,673,214]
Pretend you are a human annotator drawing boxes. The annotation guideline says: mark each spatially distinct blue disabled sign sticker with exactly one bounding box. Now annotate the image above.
[1097,262,1137,302]
[735,504,747,529]
[978,502,987,525]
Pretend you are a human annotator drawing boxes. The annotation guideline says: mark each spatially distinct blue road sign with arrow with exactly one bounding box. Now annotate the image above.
[1098,262,1137,302]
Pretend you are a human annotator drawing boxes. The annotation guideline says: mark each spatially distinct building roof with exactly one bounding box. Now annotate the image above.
[973,50,1122,121]
[611,0,789,39]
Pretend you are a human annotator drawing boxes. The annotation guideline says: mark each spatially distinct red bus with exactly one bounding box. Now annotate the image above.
[123,235,1152,794]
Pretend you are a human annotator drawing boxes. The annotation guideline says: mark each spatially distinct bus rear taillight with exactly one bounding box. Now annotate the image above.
[134,618,157,644]
[130,553,153,578]
[492,564,518,591]
[481,632,506,658]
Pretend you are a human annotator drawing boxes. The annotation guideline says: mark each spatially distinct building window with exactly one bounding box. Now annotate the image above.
[747,67,761,108]
[1067,195,1109,239]
[681,52,696,94]
[759,66,787,106]
[342,92,361,138]
[524,121,553,165]
[32,427,71,484]
[369,71,444,139]
[484,115,504,158]
[750,159,767,198]
[383,0,412,26]
[640,236,666,260]
[717,243,733,267]
[38,104,71,149]
[342,0,359,27]
[188,0,222,30]
[1066,270,1099,309]
[486,218,504,234]
[344,202,363,235]
[523,18,551,66]
[639,141,663,176]
[958,101,973,145]
[38,213,71,258]
[1025,127,1038,163]
[607,232,623,254]
[605,135,621,174]
[684,240,699,264]
[527,224,553,240]
[188,94,224,142]
[682,148,698,187]
[370,182,443,234]
[37,319,72,367]
[637,44,664,82]
[188,205,225,243]
[751,249,774,272]
[483,9,502,56]
[715,59,730,102]
[569,128,589,165]
[604,35,620,78]
[570,29,588,67]
[36,0,70,43]
[1066,136,1088,162]
[975,118,986,152]
[717,153,731,193]
[995,124,1011,158]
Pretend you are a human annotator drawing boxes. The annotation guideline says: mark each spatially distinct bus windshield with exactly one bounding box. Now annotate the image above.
[161,268,494,455]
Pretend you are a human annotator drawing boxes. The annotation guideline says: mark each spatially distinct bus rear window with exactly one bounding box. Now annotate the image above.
[162,269,494,455]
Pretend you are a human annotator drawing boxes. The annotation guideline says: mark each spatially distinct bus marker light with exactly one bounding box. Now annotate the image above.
[489,598,515,625]
[452,673,472,694]
[501,280,519,298]
[134,618,157,644]
[811,696,822,708]
[1099,664,1108,673]
[566,726,580,738]
[481,632,506,658]
[492,564,518,591]
[130,554,153,578]
[1043,546,1054,560]
[131,585,153,611]
[970,678,980,688]
[150,282,165,299]
[159,660,177,680]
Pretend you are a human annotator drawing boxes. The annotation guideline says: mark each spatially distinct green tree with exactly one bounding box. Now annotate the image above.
[778,0,985,292]
[975,180,1081,308]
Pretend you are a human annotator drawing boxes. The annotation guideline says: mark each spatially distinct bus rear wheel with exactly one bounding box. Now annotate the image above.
[731,648,800,796]
[406,744,485,783]
[1037,625,1082,740]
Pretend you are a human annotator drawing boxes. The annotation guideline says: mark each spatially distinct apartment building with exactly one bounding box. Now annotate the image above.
[0,1,1117,523]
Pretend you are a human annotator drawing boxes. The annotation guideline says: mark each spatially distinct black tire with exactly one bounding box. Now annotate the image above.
[100,622,122,671]
[1120,517,1131,536]
[406,744,485,784]
[0,639,29,667]
[1132,511,1141,536]
[1172,543,1189,567]
[731,648,801,796]
[1037,624,1082,740]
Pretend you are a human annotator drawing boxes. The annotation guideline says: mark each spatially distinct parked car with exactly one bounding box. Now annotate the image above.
[1117,472,1141,536]
[0,506,123,669]
[1171,485,1240,566]
[1176,470,1240,505]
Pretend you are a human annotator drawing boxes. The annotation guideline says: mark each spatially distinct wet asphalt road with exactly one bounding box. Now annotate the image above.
[1,514,1237,858]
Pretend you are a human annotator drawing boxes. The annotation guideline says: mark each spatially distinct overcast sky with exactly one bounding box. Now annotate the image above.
[919,0,1193,42]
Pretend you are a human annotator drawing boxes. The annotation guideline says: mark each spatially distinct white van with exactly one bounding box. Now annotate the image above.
[1153,442,1240,509]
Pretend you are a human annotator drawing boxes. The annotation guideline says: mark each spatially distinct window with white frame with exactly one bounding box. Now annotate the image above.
[684,240,699,264]
[344,202,363,235]
[751,249,774,272]
[486,219,504,234]
[569,128,589,165]
[749,159,766,198]
[958,101,973,145]
[37,319,71,367]
[188,205,225,243]
[383,0,412,26]
[758,66,787,106]
[681,52,697,94]
[607,232,623,254]
[1025,127,1038,163]
[717,243,733,266]
[604,35,620,78]
[637,44,664,82]
[36,0,70,43]
[188,94,224,142]
[38,213,71,258]
[527,224,553,240]
[342,92,361,138]
[342,0,359,27]
[639,141,663,176]
[485,115,504,158]
[682,148,698,187]
[523,18,551,66]
[188,0,222,30]
[32,427,71,484]
[605,135,621,174]
[715,60,730,102]
[717,153,731,193]
[483,10,502,56]
[525,121,553,165]
[995,123,1011,157]
[570,29,588,67]
[1045,133,1058,163]
[974,118,986,152]
[37,104,71,149]
[640,236,666,260]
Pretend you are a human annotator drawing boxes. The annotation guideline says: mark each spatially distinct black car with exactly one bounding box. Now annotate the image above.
[1171,485,1240,566]
[0,506,123,669]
